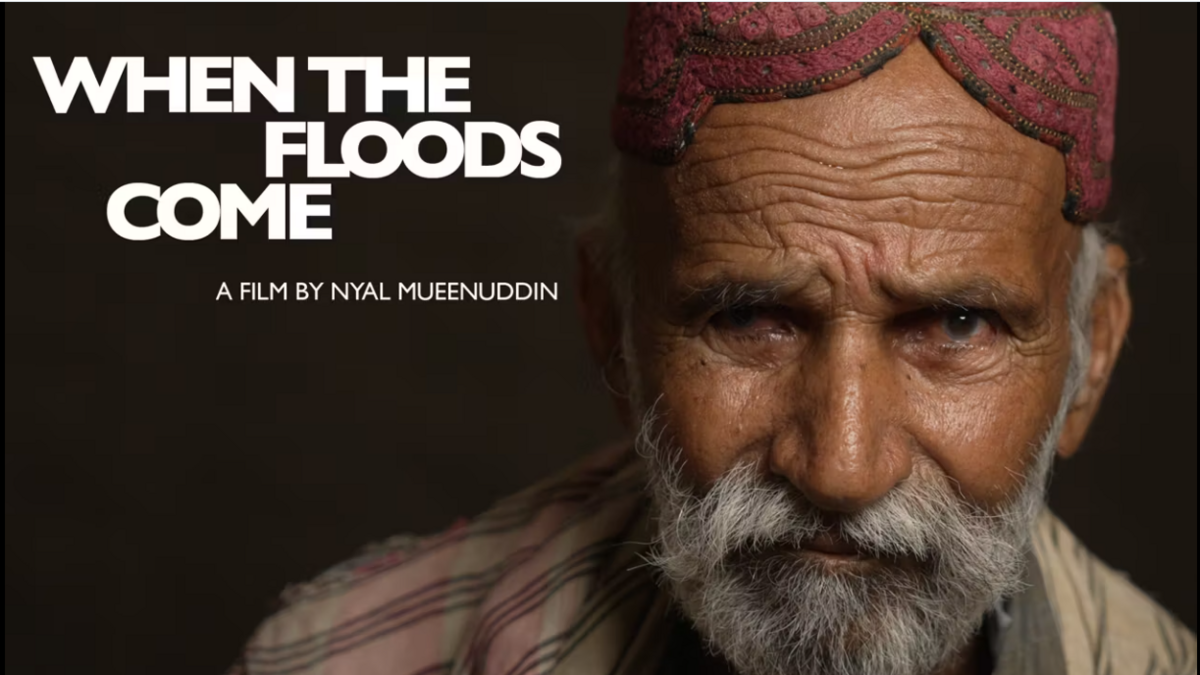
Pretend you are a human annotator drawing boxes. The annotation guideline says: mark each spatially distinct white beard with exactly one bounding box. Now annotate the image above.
[637,402,1063,675]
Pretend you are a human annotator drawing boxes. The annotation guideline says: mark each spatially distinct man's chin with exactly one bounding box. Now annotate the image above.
[673,552,970,675]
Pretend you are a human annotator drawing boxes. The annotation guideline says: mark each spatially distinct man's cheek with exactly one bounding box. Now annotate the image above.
[909,380,1053,506]
[655,362,779,484]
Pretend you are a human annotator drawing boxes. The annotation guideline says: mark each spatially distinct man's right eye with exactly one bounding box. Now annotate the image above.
[723,305,760,329]
[709,305,791,338]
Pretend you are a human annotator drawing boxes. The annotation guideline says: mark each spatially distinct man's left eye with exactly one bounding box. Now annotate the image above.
[942,310,985,341]
[933,308,997,345]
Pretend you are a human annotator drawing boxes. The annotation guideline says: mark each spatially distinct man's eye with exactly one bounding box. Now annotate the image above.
[942,310,986,341]
[896,306,1005,371]
[932,308,998,345]
[710,305,788,335]
[725,305,759,328]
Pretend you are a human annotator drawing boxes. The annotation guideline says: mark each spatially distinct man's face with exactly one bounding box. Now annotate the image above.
[623,42,1080,511]
[611,43,1088,675]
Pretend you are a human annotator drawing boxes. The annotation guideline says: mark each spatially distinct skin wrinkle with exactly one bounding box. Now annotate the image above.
[679,143,1004,178]
[680,140,1049,184]
[677,163,1048,211]
[693,119,1047,160]
[679,187,1031,220]
[674,165,1051,237]
[579,40,1132,675]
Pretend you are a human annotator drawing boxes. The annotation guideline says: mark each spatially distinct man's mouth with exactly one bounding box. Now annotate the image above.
[734,534,881,569]
[798,532,864,559]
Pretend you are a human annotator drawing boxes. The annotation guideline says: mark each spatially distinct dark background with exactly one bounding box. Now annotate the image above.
[4,4,1195,675]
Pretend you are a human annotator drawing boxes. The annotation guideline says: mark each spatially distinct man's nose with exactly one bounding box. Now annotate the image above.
[769,327,912,513]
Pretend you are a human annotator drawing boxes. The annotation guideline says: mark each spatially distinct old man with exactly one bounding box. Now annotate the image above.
[230,4,1195,675]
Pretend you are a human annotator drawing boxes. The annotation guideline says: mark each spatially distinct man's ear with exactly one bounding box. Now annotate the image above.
[1058,243,1132,458]
[576,230,633,428]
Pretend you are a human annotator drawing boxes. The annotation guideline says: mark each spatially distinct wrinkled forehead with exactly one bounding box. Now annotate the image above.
[622,44,1075,272]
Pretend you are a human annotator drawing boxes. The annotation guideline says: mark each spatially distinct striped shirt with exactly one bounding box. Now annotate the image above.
[228,444,1196,675]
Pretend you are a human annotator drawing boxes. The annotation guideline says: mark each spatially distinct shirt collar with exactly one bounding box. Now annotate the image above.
[989,544,1070,675]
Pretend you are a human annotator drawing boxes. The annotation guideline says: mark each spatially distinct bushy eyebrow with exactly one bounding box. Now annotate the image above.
[882,276,1046,327]
[672,274,1046,328]
[676,279,791,318]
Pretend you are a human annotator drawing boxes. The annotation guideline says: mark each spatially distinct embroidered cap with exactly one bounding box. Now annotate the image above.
[612,2,1118,223]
